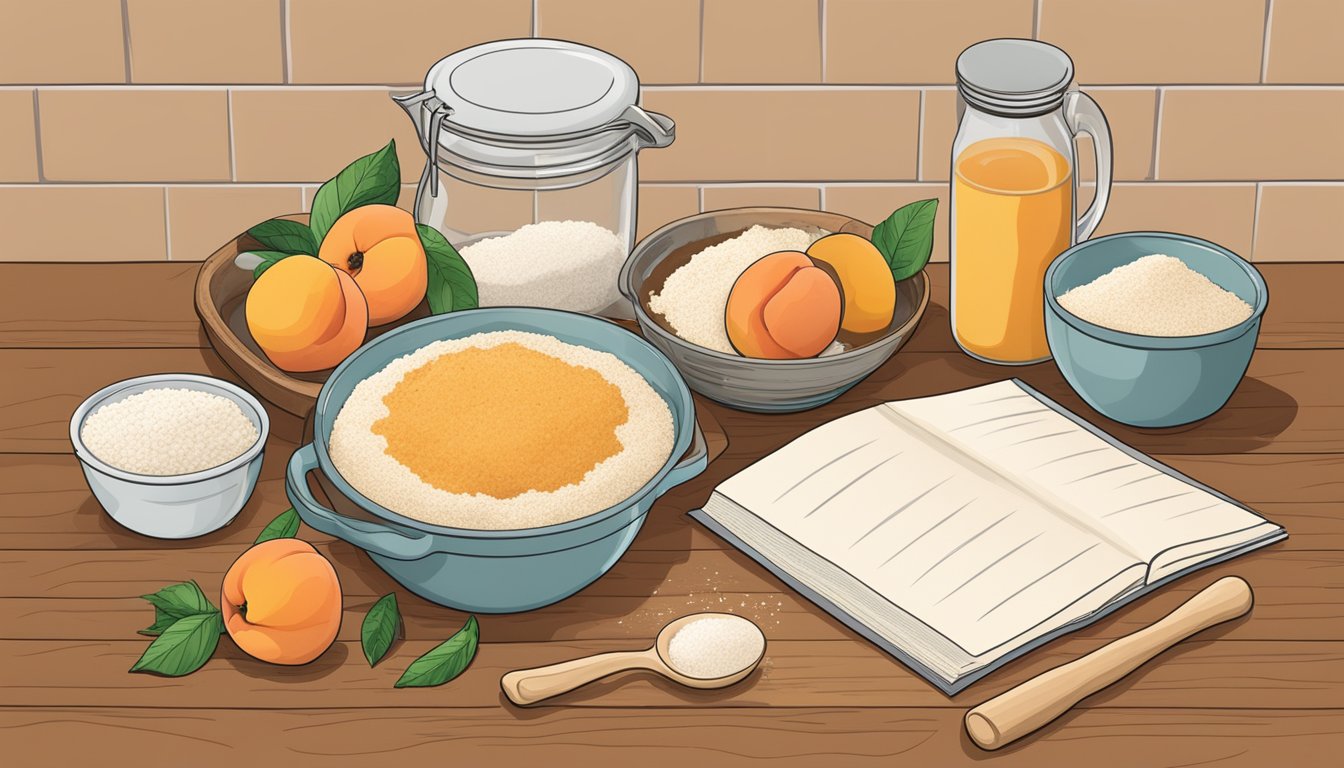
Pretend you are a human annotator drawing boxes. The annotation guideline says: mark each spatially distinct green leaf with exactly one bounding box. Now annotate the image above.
[248,251,294,280]
[310,140,401,246]
[248,218,318,255]
[417,224,478,314]
[254,508,301,544]
[140,580,221,636]
[142,581,214,619]
[361,593,401,667]
[871,198,939,282]
[129,611,223,676]
[394,615,478,688]
[138,609,180,637]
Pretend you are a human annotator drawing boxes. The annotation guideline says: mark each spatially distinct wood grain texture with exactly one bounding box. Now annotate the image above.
[2,707,1341,767]
[0,263,206,348]
[1,637,1340,710]
[0,261,1339,764]
[0,547,1335,643]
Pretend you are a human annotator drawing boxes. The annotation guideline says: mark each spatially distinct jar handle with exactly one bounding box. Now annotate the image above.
[1064,91,1112,241]
[391,91,452,198]
[620,105,675,149]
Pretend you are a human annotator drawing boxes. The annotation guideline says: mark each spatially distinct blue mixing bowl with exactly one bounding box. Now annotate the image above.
[1044,232,1268,428]
[286,308,707,613]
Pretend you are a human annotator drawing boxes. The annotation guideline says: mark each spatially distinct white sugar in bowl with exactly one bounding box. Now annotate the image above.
[70,374,269,539]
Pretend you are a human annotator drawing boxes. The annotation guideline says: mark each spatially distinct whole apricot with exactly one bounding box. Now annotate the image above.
[319,205,427,325]
[222,538,342,666]
[246,255,368,372]
[807,233,896,335]
[726,251,842,359]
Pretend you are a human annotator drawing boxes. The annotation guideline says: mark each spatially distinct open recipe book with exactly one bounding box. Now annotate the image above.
[690,380,1285,694]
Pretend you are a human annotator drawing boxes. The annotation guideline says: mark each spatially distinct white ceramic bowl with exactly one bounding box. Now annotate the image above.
[70,374,269,539]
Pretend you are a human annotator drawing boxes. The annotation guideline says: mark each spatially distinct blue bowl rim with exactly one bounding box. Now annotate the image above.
[1044,231,1269,351]
[309,306,698,542]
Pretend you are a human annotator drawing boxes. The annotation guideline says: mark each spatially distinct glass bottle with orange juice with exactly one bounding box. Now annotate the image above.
[951,39,1112,364]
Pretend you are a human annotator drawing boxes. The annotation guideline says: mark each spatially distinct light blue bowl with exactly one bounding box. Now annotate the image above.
[286,308,707,614]
[1045,232,1268,428]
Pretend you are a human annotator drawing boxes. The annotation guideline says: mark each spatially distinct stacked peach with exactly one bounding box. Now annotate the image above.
[726,234,897,359]
[246,205,427,372]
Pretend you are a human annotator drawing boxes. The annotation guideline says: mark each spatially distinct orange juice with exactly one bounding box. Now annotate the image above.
[952,137,1073,363]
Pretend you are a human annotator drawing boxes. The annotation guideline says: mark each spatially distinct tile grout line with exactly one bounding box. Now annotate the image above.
[1259,0,1274,83]
[1250,182,1263,260]
[226,90,237,182]
[119,0,132,83]
[1147,89,1161,180]
[819,0,827,83]
[281,0,291,84]
[0,182,343,189]
[2,83,1342,91]
[916,90,925,181]
[698,0,706,82]
[162,187,172,261]
[1151,88,1165,180]
[0,180,1318,190]
[30,90,45,182]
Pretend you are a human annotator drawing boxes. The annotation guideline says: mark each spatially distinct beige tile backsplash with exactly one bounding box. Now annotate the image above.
[537,0,701,84]
[0,90,38,182]
[825,0,1035,84]
[0,0,1338,261]
[0,186,166,261]
[1038,0,1266,84]
[126,0,284,84]
[0,0,126,84]
[702,0,821,84]
[38,90,231,182]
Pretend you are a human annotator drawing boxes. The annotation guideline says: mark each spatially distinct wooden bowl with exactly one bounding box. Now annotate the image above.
[194,214,435,418]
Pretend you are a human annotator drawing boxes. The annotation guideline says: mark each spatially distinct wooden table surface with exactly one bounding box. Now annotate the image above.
[1,262,1340,766]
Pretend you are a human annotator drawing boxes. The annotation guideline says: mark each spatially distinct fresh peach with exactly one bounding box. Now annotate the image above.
[807,233,897,335]
[318,205,427,325]
[222,538,342,666]
[246,255,368,372]
[726,251,842,359]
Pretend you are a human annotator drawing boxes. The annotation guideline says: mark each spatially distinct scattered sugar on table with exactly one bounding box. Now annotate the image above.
[1058,254,1253,336]
[649,225,821,353]
[666,614,765,679]
[80,388,257,475]
[460,220,626,313]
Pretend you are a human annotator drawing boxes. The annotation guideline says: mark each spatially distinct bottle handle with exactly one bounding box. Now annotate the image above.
[1064,91,1112,241]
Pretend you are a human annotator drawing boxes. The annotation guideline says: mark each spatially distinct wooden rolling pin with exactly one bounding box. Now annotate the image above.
[965,576,1254,750]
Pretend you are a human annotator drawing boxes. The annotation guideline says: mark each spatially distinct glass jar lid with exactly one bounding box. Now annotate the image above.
[396,39,674,180]
[956,39,1074,117]
[427,39,641,139]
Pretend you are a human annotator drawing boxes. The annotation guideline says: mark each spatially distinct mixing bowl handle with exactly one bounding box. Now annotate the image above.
[656,421,709,495]
[286,444,434,561]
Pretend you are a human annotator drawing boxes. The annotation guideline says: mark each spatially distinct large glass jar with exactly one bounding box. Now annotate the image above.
[950,39,1112,364]
[395,39,674,318]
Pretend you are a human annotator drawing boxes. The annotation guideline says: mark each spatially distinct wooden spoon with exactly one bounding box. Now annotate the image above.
[501,612,765,706]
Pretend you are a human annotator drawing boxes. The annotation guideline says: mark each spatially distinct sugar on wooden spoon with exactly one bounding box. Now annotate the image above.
[501,612,766,706]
